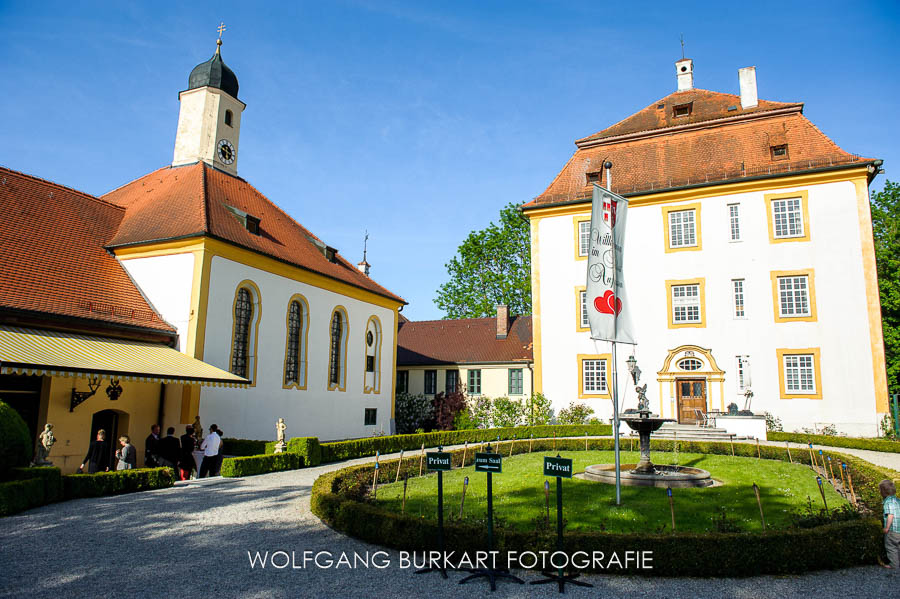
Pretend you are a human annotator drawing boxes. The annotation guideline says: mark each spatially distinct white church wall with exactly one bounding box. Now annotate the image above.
[535,178,881,436]
[119,253,195,352]
[198,255,397,441]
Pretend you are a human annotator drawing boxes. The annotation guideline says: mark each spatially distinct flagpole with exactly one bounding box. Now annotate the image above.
[605,161,622,507]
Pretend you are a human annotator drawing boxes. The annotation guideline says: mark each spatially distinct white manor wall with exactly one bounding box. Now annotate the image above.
[119,253,195,352]
[198,255,396,441]
[535,179,881,436]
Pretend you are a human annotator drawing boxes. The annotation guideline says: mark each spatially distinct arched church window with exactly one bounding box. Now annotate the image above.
[231,288,253,377]
[284,297,309,388]
[225,109,233,126]
[328,308,348,390]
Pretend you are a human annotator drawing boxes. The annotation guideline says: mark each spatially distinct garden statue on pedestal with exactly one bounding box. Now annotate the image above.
[193,415,203,444]
[31,423,55,466]
[274,418,287,453]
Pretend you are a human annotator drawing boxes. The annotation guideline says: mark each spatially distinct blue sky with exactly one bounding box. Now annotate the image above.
[1,1,897,321]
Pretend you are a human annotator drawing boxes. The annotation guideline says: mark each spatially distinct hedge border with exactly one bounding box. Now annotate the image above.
[769,432,900,454]
[62,467,175,500]
[311,437,899,577]
[221,453,301,477]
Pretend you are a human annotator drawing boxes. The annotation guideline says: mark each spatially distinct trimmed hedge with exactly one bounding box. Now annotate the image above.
[264,437,322,466]
[220,453,301,478]
[319,424,612,463]
[769,432,900,453]
[0,467,63,517]
[311,438,898,576]
[0,400,32,474]
[221,438,269,457]
[63,467,175,500]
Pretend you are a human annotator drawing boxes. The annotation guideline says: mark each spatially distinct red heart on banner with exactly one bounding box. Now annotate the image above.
[593,290,623,316]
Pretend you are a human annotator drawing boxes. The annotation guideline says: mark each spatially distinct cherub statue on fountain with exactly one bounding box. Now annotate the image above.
[635,384,650,413]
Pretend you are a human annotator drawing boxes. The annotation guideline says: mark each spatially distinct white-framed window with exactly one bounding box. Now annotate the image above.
[732,279,746,318]
[728,203,741,241]
[778,275,810,317]
[736,355,751,391]
[582,359,608,394]
[578,220,591,257]
[772,197,804,239]
[677,358,703,371]
[668,209,697,248]
[672,284,701,323]
[783,354,815,393]
[579,290,589,329]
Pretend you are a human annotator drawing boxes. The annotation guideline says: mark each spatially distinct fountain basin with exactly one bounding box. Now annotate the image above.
[583,463,714,488]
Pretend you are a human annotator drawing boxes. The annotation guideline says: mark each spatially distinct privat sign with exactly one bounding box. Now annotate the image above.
[543,456,573,478]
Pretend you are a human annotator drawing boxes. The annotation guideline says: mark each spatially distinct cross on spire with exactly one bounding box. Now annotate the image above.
[680,34,685,59]
[218,22,227,39]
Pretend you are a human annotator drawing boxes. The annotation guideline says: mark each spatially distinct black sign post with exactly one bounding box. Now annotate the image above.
[531,455,592,593]
[459,444,524,592]
[415,446,452,579]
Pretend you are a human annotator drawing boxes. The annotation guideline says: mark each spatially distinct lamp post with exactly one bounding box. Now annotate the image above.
[626,355,640,385]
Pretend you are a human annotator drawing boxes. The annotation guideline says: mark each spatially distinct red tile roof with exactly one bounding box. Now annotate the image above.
[525,89,874,208]
[397,316,532,366]
[103,162,404,304]
[0,167,175,333]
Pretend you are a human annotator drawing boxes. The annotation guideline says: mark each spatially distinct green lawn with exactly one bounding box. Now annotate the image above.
[374,450,847,533]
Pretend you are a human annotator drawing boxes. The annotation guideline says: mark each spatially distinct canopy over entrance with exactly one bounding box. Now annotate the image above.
[0,326,248,387]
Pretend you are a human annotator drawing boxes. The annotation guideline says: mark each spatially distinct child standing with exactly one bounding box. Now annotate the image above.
[880,479,900,570]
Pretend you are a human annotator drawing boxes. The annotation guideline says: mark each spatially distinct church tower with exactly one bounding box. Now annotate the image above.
[172,37,245,175]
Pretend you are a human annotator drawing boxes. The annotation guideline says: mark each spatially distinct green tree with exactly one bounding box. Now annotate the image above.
[435,202,531,318]
[872,181,900,392]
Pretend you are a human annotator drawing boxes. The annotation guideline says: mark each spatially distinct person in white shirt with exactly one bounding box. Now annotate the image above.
[199,424,221,478]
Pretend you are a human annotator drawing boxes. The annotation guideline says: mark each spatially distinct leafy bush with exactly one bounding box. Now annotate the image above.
[63,467,175,500]
[557,402,594,425]
[432,390,466,430]
[491,396,522,428]
[768,432,900,453]
[221,438,268,457]
[463,395,493,429]
[0,400,32,474]
[395,392,433,434]
[220,453,301,477]
[522,392,553,426]
[880,412,898,440]
[311,440,890,576]
[452,408,479,430]
[765,412,783,432]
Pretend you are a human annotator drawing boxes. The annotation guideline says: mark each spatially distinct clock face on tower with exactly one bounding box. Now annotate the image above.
[217,139,236,165]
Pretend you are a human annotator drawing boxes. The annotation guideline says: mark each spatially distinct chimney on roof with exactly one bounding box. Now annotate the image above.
[739,66,758,109]
[675,58,693,91]
[496,304,509,340]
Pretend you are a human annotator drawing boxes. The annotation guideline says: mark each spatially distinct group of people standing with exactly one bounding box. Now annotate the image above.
[79,423,226,479]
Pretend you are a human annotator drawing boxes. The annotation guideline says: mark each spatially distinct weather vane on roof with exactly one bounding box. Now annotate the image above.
[363,230,369,263]
[680,34,685,59]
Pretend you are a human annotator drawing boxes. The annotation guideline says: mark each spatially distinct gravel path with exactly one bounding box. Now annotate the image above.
[1,445,898,599]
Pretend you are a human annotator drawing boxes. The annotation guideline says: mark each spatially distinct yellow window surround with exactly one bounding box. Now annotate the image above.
[776,348,823,399]
[577,353,612,399]
[665,278,706,329]
[326,306,349,392]
[227,280,262,387]
[765,190,811,243]
[574,286,589,332]
[770,269,818,323]
[573,216,591,261]
[662,202,702,253]
[363,315,383,394]
[282,294,310,390]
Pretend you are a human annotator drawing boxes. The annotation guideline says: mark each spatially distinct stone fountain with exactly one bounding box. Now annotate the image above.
[583,359,713,488]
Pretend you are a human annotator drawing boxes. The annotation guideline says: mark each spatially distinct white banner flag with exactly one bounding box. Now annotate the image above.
[586,184,636,344]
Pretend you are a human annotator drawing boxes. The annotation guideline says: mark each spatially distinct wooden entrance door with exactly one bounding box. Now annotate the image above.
[676,379,706,424]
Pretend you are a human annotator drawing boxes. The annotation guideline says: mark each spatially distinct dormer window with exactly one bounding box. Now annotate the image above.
[673,103,692,118]
[245,214,260,235]
[586,171,602,184]
[225,110,233,127]
[225,205,261,235]
[325,246,338,263]
[770,144,788,160]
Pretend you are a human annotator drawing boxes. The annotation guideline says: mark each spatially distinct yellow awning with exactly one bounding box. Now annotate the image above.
[0,326,248,387]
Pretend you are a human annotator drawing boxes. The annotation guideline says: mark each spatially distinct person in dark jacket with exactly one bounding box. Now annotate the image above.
[158,427,181,472]
[80,429,109,473]
[179,425,196,481]
[145,424,161,467]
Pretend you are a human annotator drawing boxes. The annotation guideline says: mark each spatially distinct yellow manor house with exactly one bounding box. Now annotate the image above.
[0,40,405,472]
